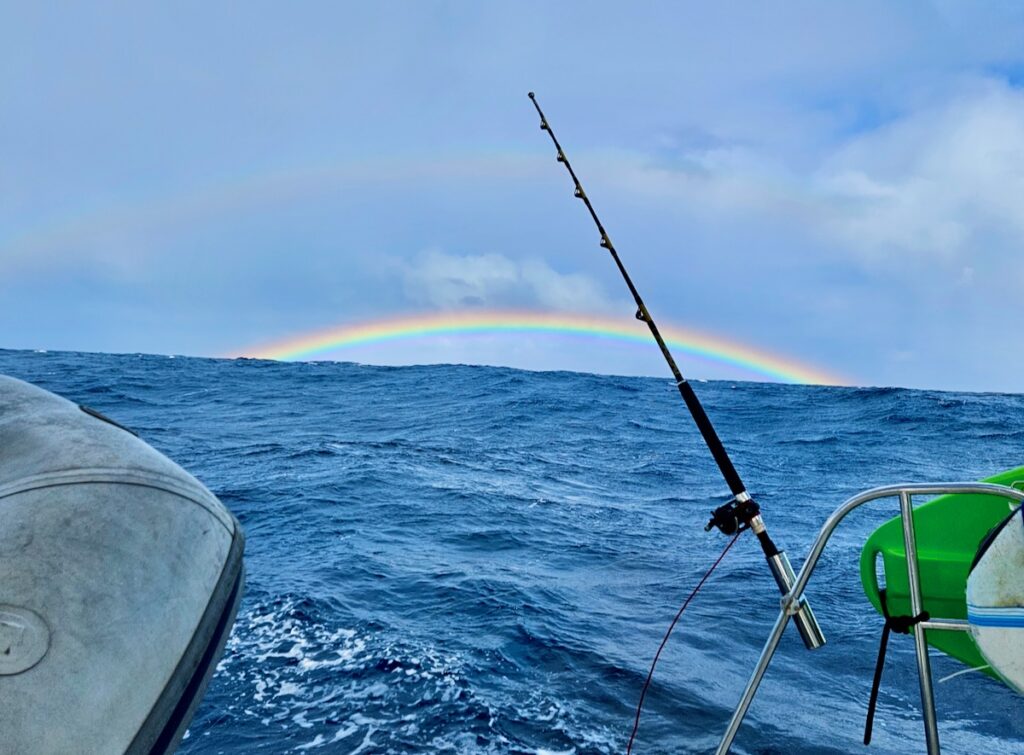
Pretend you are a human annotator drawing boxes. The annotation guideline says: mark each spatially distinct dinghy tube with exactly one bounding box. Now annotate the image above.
[0,375,244,754]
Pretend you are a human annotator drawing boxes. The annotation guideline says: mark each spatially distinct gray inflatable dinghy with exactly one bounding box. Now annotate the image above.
[0,375,244,754]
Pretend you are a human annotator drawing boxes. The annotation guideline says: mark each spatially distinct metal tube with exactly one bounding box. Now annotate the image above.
[715,609,791,755]
[786,482,1024,605]
[918,619,969,632]
[900,491,941,754]
[766,551,825,649]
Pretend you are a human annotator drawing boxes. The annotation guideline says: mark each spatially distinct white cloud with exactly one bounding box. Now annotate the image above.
[814,78,1024,262]
[598,77,1024,277]
[399,249,620,312]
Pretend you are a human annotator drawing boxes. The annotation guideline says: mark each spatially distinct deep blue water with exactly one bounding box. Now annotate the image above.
[2,349,1022,754]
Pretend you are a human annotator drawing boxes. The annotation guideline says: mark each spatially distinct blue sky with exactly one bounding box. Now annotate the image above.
[3,2,1024,390]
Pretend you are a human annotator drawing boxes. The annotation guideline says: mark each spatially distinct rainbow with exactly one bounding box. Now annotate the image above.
[2,152,545,261]
[230,310,848,385]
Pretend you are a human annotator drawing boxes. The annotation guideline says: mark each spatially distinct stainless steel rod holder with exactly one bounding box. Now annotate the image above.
[749,514,825,651]
[768,550,826,650]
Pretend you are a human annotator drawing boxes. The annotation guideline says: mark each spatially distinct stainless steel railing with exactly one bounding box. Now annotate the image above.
[716,482,1024,755]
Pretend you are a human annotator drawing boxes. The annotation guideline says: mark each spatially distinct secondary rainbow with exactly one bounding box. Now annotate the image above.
[230,310,847,385]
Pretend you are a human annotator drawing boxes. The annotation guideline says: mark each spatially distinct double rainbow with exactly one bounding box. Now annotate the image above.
[231,310,847,385]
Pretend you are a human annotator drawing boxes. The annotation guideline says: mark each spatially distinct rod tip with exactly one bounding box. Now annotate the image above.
[528,91,536,99]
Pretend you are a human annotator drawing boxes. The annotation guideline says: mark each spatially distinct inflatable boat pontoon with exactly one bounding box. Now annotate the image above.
[0,375,244,754]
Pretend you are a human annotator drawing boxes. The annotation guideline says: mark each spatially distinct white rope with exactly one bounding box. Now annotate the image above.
[938,664,990,683]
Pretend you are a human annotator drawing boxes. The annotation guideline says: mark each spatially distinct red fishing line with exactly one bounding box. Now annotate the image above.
[626,533,742,754]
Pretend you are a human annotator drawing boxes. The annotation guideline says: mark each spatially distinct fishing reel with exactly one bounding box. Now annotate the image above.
[705,495,827,651]
[705,496,761,535]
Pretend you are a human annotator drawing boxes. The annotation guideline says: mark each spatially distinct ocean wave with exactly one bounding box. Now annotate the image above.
[2,349,1021,754]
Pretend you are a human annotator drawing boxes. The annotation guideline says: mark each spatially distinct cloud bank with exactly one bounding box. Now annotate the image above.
[614,78,1024,278]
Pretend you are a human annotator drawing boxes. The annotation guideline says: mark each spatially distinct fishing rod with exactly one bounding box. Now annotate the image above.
[528,91,825,651]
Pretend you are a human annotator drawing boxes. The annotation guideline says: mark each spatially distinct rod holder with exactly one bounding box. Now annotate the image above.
[768,551,826,650]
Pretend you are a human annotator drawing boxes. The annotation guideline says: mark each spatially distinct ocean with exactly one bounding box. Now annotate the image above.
[1,349,1021,754]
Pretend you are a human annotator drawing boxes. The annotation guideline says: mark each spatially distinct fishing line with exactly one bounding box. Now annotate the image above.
[626,532,741,755]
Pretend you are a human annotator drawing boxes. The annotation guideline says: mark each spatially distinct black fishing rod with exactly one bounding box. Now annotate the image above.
[528,92,825,651]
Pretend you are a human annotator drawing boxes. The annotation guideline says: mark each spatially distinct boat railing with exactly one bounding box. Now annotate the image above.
[716,482,1024,755]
